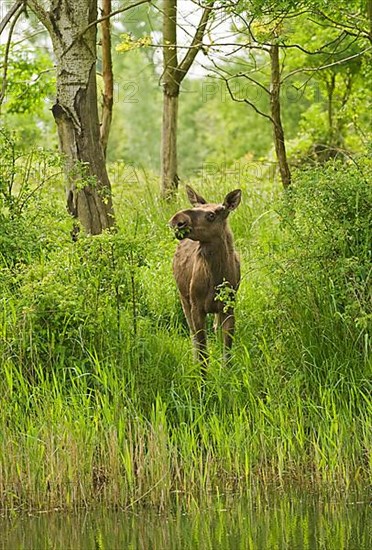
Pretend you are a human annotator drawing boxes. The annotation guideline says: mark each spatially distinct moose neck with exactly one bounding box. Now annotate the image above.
[199,224,234,252]
[198,227,235,279]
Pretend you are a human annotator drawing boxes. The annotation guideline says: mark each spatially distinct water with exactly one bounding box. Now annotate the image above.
[1,493,371,549]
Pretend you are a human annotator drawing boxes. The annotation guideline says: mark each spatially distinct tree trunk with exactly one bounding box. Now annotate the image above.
[367,0,372,43]
[100,0,114,157]
[161,0,214,197]
[270,43,291,189]
[326,73,336,143]
[162,0,179,198]
[29,0,114,235]
[162,88,180,198]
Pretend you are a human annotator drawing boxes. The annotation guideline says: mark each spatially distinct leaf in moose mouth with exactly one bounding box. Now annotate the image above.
[174,226,191,240]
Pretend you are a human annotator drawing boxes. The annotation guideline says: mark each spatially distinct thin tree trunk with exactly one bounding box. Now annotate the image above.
[161,0,214,198]
[100,0,113,157]
[28,0,114,235]
[162,0,179,198]
[367,0,372,43]
[162,90,179,196]
[326,73,336,143]
[270,43,291,189]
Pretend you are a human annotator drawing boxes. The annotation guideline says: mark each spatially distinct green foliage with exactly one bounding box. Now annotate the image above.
[284,159,371,321]
[215,280,237,312]
[0,127,67,267]
[106,49,162,170]
[116,33,152,53]
[0,45,57,147]
[214,3,371,168]
[0,46,55,114]
[1,4,372,512]
[254,157,372,387]
[192,77,272,166]
[15,230,153,370]
[0,142,371,512]
[280,13,368,154]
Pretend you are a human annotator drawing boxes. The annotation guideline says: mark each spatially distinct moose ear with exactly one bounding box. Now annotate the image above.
[223,189,241,211]
[186,185,207,206]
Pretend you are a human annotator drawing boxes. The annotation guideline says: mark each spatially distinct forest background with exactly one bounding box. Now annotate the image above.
[0,0,371,512]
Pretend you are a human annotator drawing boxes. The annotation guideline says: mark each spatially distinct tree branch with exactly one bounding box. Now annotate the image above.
[282,47,371,82]
[0,0,23,36]
[82,0,152,34]
[61,0,152,58]
[177,1,215,83]
[314,8,370,41]
[208,58,271,95]
[153,0,201,42]
[0,5,24,111]
[25,0,53,35]
[234,72,271,95]
[232,9,365,56]
[223,75,274,124]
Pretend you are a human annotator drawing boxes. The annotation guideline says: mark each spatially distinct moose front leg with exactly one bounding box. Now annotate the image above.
[190,307,208,367]
[219,310,235,364]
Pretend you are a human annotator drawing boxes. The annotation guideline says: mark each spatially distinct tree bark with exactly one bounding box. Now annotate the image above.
[100,0,114,157]
[162,90,179,196]
[161,0,214,198]
[162,0,179,198]
[367,0,372,43]
[28,0,114,235]
[326,73,336,143]
[270,43,291,189]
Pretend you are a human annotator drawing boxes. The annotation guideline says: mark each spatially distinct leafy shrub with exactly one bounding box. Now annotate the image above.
[11,231,152,369]
[0,48,55,115]
[271,156,371,373]
[0,127,67,268]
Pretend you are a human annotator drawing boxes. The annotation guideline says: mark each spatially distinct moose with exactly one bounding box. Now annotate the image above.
[169,185,242,365]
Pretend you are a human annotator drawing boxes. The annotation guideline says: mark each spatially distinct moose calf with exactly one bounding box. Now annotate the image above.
[169,185,241,365]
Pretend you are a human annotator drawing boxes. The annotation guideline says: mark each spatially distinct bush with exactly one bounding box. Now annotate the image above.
[0,127,67,268]
[7,232,152,369]
[271,156,371,375]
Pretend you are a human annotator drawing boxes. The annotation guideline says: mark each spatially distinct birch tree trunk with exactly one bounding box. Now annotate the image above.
[28,0,114,234]
[270,43,291,189]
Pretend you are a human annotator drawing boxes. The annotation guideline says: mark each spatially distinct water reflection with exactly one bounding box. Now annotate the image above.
[1,492,371,549]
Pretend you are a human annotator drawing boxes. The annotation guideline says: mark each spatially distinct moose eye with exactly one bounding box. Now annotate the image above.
[206,212,216,222]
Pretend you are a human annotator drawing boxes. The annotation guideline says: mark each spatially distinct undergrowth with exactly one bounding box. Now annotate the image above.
[0,132,371,512]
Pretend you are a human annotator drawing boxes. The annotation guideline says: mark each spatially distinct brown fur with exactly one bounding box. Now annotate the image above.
[169,185,242,365]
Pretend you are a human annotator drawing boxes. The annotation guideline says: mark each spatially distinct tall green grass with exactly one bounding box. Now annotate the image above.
[0,149,371,513]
